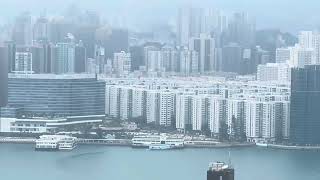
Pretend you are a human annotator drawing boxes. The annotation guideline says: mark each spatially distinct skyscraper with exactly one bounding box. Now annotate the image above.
[94,45,106,74]
[161,45,178,72]
[95,27,129,59]
[177,7,192,46]
[290,65,320,145]
[177,7,208,46]
[129,45,144,71]
[75,41,87,73]
[113,51,131,76]
[4,41,16,73]
[189,34,216,73]
[226,12,255,48]
[207,162,234,180]
[56,42,75,73]
[33,16,49,42]
[221,43,242,73]
[12,13,32,46]
[180,48,199,75]
[0,47,8,107]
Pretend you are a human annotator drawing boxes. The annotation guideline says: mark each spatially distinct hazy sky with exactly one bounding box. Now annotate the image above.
[0,0,319,33]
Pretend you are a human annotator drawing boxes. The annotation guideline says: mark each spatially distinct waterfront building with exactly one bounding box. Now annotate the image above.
[146,91,160,124]
[159,91,175,127]
[4,74,105,118]
[192,96,209,131]
[132,88,146,119]
[108,86,121,118]
[226,99,246,140]
[176,93,194,130]
[119,87,133,120]
[290,65,320,145]
[0,115,103,134]
[208,96,227,136]
[100,77,290,142]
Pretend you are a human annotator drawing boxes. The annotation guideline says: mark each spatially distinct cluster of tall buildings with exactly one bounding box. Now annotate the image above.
[1,12,129,76]
[1,7,320,147]
[175,8,259,75]
[0,8,278,79]
[127,8,269,76]
[104,77,290,143]
[275,31,320,68]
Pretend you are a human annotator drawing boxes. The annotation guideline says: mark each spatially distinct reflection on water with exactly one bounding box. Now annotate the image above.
[0,144,320,180]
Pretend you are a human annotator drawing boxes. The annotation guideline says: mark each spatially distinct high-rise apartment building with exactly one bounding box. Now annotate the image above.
[113,51,131,76]
[276,48,291,64]
[180,49,199,75]
[257,63,291,82]
[14,52,32,73]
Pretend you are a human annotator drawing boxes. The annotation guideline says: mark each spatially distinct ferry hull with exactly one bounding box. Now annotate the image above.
[35,148,59,152]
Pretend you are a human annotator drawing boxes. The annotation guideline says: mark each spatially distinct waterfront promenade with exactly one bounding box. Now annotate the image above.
[2,137,320,150]
[0,137,254,148]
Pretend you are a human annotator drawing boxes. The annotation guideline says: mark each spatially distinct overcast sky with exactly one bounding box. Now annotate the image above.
[0,0,319,33]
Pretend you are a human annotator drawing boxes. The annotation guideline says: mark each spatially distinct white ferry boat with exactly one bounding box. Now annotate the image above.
[35,135,77,151]
[132,134,184,149]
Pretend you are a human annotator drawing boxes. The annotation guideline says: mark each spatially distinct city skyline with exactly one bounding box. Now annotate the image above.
[1,1,320,180]
[0,0,320,33]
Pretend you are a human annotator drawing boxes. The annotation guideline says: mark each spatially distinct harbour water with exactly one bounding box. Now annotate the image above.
[0,144,320,180]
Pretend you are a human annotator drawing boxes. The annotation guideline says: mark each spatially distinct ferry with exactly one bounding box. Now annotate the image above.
[149,144,174,150]
[35,135,77,151]
[132,134,184,149]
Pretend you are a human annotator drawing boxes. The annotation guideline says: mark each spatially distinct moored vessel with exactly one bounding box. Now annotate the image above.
[132,134,184,149]
[148,144,174,150]
[35,135,77,151]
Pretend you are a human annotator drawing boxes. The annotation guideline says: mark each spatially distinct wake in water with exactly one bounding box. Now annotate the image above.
[67,151,106,159]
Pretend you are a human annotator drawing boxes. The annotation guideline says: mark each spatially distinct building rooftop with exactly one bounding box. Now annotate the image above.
[8,73,97,80]
[208,162,232,172]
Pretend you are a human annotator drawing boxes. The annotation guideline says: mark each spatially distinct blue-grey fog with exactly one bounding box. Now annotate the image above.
[1,1,320,180]
[0,0,320,32]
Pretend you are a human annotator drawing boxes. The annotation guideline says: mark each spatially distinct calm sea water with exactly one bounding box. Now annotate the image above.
[0,144,319,180]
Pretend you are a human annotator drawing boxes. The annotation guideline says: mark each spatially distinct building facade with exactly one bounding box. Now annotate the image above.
[5,74,105,118]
